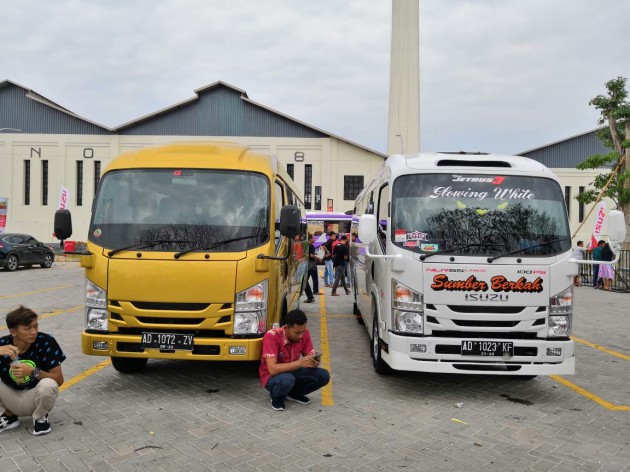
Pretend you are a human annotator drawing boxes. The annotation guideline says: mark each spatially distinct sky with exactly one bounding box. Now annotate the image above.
[1,0,629,155]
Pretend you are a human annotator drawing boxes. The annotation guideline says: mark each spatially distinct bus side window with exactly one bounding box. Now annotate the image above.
[377,184,389,250]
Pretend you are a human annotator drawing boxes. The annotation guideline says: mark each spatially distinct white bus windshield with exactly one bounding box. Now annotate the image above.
[391,174,571,257]
[90,169,270,252]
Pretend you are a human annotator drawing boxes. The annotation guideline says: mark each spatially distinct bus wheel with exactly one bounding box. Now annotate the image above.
[111,357,148,374]
[372,307,390,375]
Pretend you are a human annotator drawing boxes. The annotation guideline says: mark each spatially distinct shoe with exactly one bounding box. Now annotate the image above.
[0,414,19,433]
[287,394,311,405]
[32,414,51,436]
[325,284,331,288]
[314,291,322,295]
[304,298,315,303]
[331,293,339,296]
[271,398,286,411]
[345,290,351,295]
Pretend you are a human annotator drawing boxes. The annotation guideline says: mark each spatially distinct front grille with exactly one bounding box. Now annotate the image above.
[448,305,524,314]
[130,302,211,311]
[452,320,519,328]
[136,317,204,325]
[430,330,538,340]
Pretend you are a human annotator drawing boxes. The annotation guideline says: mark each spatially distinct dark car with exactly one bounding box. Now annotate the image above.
[0,233,55,271]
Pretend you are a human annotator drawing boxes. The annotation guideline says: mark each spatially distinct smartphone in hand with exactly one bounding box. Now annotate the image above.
[312,352,322,361]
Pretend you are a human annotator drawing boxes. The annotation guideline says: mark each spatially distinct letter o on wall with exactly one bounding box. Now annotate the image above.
[83,148,94,159]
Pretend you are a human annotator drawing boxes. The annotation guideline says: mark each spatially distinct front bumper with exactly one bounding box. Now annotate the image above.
[382,332,575,375]
[81,332,263,361]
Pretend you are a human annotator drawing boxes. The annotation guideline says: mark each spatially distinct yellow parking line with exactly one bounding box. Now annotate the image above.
[0,285,73,299]
[571,336,630,361]
[318,293,334,406]
[0,305,82,331]
[60,359,112,392]
[550,375,630,411]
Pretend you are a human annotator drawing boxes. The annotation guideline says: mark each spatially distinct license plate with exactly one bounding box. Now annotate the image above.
[140,332,194,350]
[461,340,513,356]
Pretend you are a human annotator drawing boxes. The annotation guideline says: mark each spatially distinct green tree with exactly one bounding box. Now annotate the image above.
[576,77,630,212]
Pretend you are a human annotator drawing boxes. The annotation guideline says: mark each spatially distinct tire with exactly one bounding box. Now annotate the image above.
[41,252,54,268]
[5,254,19,271]
[371,303,390,375]
[111,357,148,373]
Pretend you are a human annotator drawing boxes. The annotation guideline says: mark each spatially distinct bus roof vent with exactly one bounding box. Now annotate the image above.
[436,159,512,168]
[435,152,512,168]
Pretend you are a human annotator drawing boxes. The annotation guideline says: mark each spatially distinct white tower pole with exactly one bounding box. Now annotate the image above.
[387,0,420,155]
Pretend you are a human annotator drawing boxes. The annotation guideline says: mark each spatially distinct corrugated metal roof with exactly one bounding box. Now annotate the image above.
[115,81,387,157]
[0,80,111,134]
[518,129,612,168]
[1,78,387,157]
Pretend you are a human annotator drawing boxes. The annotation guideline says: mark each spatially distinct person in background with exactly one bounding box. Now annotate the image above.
[303,234,321,303]
[571,240,585,286]
[322,232,336,288]
[598,241,615,291]
[331,235,350,296]
[591,239,605,288]
[0,306,66,436]
[259,310,330,411]
[345,233,358,287]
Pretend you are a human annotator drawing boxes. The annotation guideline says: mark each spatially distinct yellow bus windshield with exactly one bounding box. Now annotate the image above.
[91,169,270,252]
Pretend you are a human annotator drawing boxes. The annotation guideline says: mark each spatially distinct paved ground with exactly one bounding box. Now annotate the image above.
[0,262,628,471]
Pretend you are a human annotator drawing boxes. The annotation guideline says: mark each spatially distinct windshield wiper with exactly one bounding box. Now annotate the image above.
[486,238,569,263]
[419,243,488,261]
[174,233,268,259]
[108,240,189,257]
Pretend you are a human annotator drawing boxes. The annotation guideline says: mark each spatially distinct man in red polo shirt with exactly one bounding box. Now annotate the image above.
[259,310,330,411]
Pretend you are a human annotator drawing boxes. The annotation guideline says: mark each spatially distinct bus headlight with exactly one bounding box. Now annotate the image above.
[85,280,108,331]
[392,280,424,334]
[234,280,268,335]
[548,315,571,338]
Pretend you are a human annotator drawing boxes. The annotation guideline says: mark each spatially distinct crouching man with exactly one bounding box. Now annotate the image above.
[259,309,330,411]
[0,306,66,435]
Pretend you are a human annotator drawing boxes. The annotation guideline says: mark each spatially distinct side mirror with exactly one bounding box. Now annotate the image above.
[279,205,301,239]
[54,209,73,241]
[608,210,626,244]
[358,214,378,244]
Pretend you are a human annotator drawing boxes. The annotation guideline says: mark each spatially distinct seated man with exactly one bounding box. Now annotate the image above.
[259,310,330,411]
[0,306,66,435]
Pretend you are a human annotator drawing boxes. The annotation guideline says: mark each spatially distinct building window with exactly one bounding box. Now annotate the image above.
[315,186,322,211]
[344,175,364,201]
[578,186,585,223]
[287,164,294,180]
[94,161,101,195]
[24,160,31,205]
[42,160,48,206]
[304,164,312,210]
[76,161,84,206]
[564,186,571,219]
